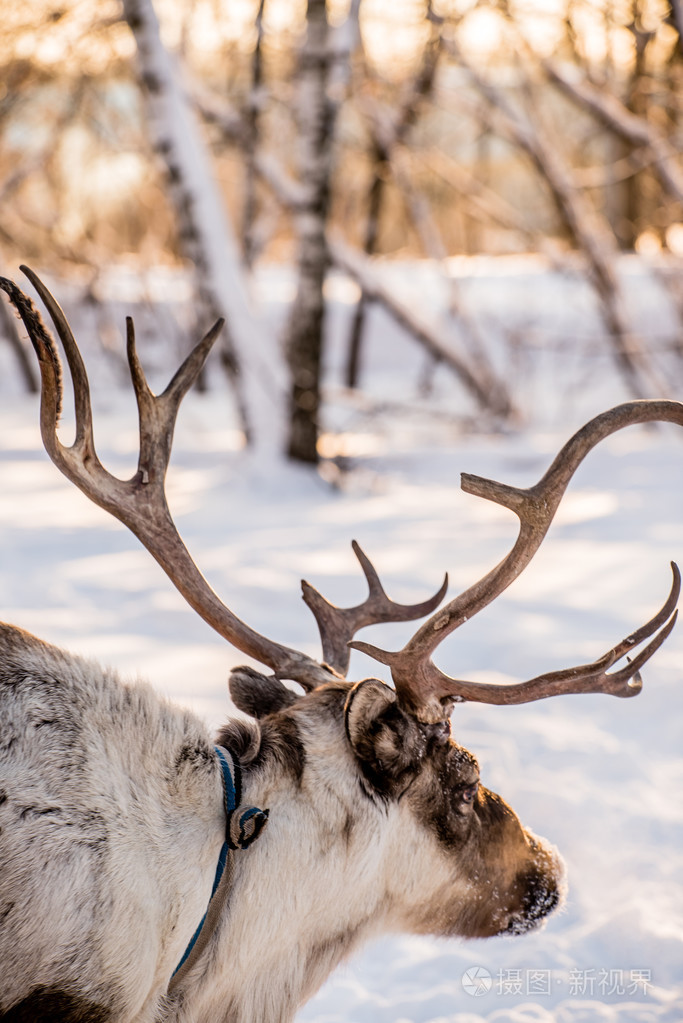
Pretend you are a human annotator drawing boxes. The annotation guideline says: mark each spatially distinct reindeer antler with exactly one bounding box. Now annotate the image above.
[2,270,679,720]
[303,540,447,676]
[0,268,446,690]
[351,401,683,721]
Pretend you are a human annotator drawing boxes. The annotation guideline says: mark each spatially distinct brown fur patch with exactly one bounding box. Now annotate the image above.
[229,667,297,718]
[408,739,481,847]
[345,680,428,799]
[405,740,563,938]
[1,987,111,1022]
[217,713,305,784]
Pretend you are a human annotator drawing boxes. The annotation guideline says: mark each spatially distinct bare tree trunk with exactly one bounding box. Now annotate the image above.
[543,60,683,205]
[670,0,683,52]
[283,0,336,464]
[446,35,669,399]
[330,238,510,416]
[345,14,442,389]
[384,145,516,418]
[345,142,384,389]
[622,2,650,248]
[122,0,260,440]
[242,0,266,269]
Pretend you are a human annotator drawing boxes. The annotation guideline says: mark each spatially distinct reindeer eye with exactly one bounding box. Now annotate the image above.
[461,782,479,804]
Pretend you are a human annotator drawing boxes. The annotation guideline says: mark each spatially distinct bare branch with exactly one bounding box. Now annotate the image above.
[345,9,443,388]
[544,61,683,204]
[383,143,516,418]
[329,237,510,419]
[442,34,670,401]
[670,0,683,51]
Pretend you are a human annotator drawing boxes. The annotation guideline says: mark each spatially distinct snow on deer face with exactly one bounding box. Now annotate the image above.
[223,670,565,946]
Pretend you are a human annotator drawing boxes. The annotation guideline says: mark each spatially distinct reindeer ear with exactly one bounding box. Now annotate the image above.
[344,679,426,792]
[229,666,297,719]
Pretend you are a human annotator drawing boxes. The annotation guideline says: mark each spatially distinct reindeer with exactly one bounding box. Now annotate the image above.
[0,267,680,1023]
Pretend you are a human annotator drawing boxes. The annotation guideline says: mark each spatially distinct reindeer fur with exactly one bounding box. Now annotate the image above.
[0,624,564,1023]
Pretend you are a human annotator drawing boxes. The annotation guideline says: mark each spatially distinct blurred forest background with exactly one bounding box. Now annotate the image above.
[1,0,682,463]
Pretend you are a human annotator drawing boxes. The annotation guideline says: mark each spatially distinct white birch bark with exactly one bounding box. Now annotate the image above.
[121,0,279,446]
[241,0,267,268]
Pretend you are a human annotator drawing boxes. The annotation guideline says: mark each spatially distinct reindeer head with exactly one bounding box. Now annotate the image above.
[223,670,567,942]
[1,267,680,950]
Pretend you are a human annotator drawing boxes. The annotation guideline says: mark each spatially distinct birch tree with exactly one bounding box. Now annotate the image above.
[444,33,671,399]
[345,18,442,391]
[543,60,683,205]
[4,0,681,432]
[121,0,266,441]
[282,0,340,464]
[241,0,267,269]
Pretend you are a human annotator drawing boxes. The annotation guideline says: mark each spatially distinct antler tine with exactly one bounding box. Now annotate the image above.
[7,269,336,689]
[1,269,93,475]
[20,265,96,458]
[125,315,225,488]
[352,401,683,722]
[381,562,678,709]
[0,274,64,447]
[301,540,448,676]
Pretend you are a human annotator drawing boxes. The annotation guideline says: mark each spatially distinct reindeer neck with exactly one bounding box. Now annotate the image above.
[178,756,393,1023]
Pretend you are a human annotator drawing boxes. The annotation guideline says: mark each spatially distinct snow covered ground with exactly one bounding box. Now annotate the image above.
[0,260,681,1021]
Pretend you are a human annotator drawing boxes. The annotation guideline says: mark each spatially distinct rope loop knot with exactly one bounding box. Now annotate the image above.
[227,804,269,849]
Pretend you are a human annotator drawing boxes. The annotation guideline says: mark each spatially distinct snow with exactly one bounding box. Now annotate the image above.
[0,259,681,1021]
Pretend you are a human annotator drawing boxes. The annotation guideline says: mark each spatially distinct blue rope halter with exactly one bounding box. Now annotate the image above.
[171,745,268,981]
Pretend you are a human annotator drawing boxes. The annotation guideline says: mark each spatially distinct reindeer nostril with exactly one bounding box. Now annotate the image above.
[526,877,560,920]
[504,867,562,936]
